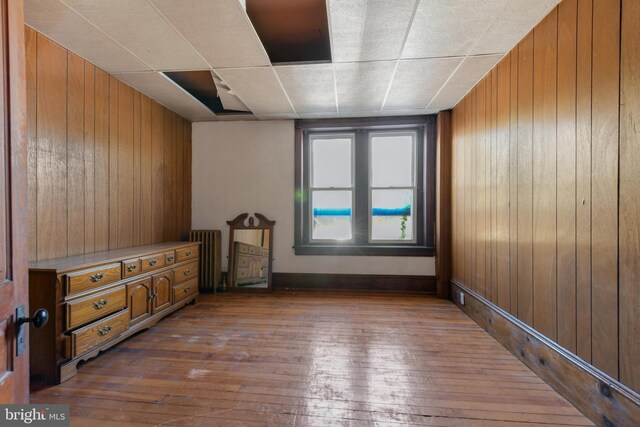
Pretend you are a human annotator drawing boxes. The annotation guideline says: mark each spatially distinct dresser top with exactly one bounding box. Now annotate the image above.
[29,241,199,273]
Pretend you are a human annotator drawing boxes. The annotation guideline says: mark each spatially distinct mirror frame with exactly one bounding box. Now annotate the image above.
[226,213,275,293]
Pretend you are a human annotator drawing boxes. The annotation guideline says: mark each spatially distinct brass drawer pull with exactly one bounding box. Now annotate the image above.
[127,264,137,272]
[183,270,190,276]
[183,286,191,293]
[97,325,112,336]
[185,251,192,256]
[148,259,157,266]
[148,291,157,301]
[92,298,109,310]
[167,255,174,262]
[90,273,104,282]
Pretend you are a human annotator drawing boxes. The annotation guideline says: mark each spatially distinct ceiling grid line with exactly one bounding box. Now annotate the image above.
[379,0,423,112]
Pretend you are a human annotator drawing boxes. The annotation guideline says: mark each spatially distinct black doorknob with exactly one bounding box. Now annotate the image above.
[17,308,49,329]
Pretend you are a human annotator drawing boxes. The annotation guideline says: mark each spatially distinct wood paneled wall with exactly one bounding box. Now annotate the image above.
[450,0,640,392]
[25,27,192,262]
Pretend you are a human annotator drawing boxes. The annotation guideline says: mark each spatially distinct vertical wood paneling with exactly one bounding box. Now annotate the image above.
[140,95,153,245]
[532,10,557,341]
[619,0,640,391]
[94,68,110,252]
[25,27,36,262]
[163,109,173,241]
[475,80,486,298]
[556,0,578,353]
[36,35,67,260]
[67,52,85,257]
[508,50,519,315]
[26,29,192,262]
[108,76,118,249]
[84,63,95,254]
[516,32,534,326]
[132,91,141,246]
[184,122,192,238]
[590,0,619,378]
[575,0,593,362]
[151,102,165,243]
[451,0,637,391]
[117,81,134,249]
[496,57,510,311]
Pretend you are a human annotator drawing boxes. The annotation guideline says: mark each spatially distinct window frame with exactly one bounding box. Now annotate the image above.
[294,115,436,256]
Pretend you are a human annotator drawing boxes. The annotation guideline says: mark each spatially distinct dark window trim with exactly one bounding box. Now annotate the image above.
[294,115,437,256]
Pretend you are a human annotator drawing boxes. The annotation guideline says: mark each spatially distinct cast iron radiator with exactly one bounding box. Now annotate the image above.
[189,229,221,292]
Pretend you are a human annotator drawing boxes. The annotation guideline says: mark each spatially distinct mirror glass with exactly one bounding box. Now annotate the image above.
[227,213,275,292]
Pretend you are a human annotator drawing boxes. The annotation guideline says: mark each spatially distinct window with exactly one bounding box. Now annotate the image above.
[295,116,436,256]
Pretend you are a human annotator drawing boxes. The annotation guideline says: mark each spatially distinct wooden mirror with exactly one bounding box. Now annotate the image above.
[227,213,275,292]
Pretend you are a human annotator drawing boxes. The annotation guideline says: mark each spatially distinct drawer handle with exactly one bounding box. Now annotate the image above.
[167,255,175,262]
[148,291,157,301]
[185,251,192,256]
[148,259,157,266]
[90,273,104,282]
[92,299,109,310]
[184,286,191,293]
[97,325,112,336]
[183,270,190,276]
[127,264,137,272]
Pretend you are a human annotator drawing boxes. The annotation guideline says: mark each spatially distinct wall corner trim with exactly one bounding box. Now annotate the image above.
[450,280,640,427]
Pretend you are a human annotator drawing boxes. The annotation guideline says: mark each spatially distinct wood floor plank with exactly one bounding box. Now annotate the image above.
[31,292,592,426]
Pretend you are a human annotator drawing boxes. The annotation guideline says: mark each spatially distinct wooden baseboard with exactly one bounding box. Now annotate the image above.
[272,273,436,294]
[450,281,640,427]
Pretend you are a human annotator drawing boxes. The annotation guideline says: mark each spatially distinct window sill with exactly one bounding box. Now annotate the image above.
[293,245,435,257]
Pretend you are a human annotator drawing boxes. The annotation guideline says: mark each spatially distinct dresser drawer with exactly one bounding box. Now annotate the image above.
[66,285,127,330]
[174,261,197,284]
[261,258,269,268]
[249,246,261,255]
[237,255,250,268]
[122,258,141,278]
[65,263,122,296]
[140,253,166,273]
[164,251,176,265]
[237,244,249,255]
[175,245,198,262]
[236,267,249,279]
[173,278,198,304]
[68,309,129,358]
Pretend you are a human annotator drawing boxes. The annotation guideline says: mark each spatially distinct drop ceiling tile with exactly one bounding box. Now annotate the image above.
[215,67,295,115]
[151,0,270,69]
[329,0,417,62]
[24,0,149,72]
[255,113,299,121]
[274,64,336,114]
[402,0,505,59]
[470,0,561,55]
[298,112,340,119]
[334,61,396,112]
[115,72,217,121]
[63,0,208,71]
[428,54,503,109]
[383,57,463,110]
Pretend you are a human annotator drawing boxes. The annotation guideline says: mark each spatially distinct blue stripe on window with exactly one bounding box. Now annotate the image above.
[313,208,351,216]
[372,206,411,216]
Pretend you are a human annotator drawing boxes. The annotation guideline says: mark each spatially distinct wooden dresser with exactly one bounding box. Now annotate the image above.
[28,242,200,384]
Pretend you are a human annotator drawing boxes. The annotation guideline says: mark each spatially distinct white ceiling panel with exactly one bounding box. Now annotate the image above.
[428,54,503,109]
[329,0,417,63]
[63,0,208,71]
[114,72,217,121]
[470,0,561,55]
[255,113,299,121]
[215,67,295,115]
[274,64,336,114]
[24,0,149,73]
[383,57,463,111]
[334,61,396,112]
[402,0,505,59]
[151,0,270,69]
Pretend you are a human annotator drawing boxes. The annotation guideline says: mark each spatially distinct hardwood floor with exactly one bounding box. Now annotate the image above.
[30,292,593,426]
